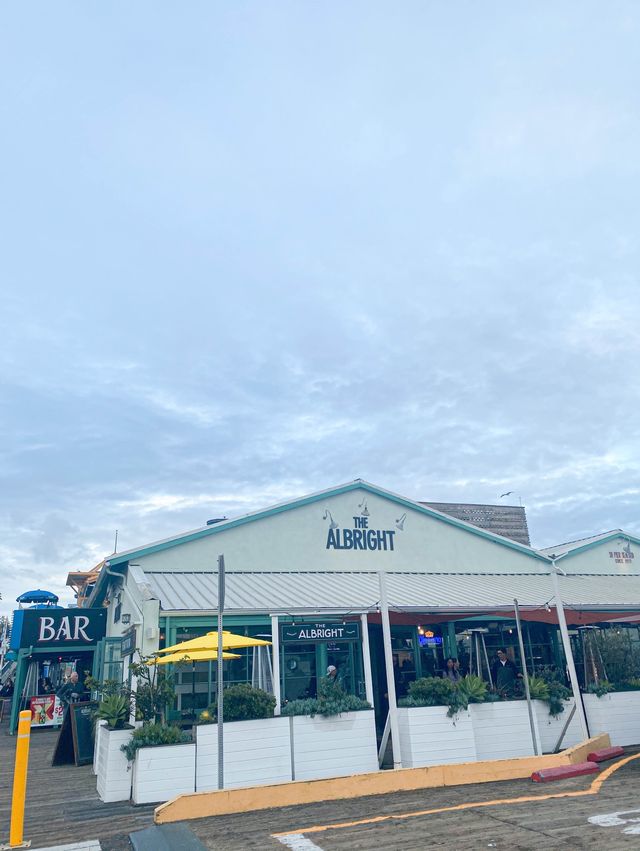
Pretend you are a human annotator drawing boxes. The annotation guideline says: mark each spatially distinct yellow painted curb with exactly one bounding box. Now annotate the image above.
[154,733,610,824]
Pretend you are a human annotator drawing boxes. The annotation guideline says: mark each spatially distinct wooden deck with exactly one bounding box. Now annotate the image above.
[0,706,154,848]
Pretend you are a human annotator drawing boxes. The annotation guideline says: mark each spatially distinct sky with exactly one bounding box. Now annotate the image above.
[1,2,639,616]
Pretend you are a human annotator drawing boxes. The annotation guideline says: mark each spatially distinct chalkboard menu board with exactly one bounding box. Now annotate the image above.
[52,701,97,767]
[70,702,97,765]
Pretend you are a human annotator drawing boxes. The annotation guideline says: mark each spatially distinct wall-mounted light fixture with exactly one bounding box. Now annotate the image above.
[122,613,131,625]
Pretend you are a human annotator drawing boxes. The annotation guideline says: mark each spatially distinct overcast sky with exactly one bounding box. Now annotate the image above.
[1,3,639,616]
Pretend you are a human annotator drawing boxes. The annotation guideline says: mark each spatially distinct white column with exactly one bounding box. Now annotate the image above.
[360,613,374,706]
[550,563,589,740]
[271,614,281,715]
[378,571,402,769]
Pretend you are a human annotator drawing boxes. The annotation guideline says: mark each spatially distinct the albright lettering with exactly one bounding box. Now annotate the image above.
[326,527,395,551]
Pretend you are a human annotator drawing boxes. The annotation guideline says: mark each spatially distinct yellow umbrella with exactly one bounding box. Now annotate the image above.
[158,630,271,655]
[148,648,242,721]
[149,649,240,665]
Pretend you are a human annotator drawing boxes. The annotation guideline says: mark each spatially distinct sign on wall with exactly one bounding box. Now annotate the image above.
[281,622,360,642]
[322,498,407,552]
[17,608,107,649]
[120,627,137,657]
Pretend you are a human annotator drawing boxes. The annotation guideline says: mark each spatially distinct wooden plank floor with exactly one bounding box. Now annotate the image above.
[0,707,154,848]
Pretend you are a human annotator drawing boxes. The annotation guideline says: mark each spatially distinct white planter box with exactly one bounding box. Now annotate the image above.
[96,727,133,803]
[132,743,196,805]
[196,717,292,792]
[533,699,582,753]
[93,720,107,776]
[397,706,476,768]
[471,701,539,760]
[584,692,640,746]
[291,710,378,781]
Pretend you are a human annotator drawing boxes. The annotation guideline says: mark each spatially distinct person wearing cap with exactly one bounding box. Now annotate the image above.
[326,664,343,687]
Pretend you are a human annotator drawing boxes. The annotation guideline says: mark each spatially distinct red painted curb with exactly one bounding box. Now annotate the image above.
[587,746,625,763]
[531,761,600,783]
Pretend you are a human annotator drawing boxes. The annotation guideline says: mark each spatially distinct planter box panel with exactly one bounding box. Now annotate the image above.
[93,720,106,776]
[292,711,378,781]
[132,743,195,805]
[397,707,476,768]
[471,702,537,760]
[196,717,292,792]
[584,693,640,746]
[96,728,133,803]
[533,700,582,753]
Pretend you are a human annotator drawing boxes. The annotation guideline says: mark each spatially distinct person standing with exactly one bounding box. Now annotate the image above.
[56,671,84,707]
[443,657,462,683]
[491,648,521,697]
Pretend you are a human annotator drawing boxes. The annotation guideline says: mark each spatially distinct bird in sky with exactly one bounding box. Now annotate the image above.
[499,491,514,498]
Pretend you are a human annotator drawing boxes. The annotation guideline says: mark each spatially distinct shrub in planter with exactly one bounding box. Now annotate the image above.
[457,675,487,705]
[398,677,467,717]
[96,694,131,730]
[199,684,275,724]
[121,722,190,762]
[586,680,615,698]
[281,678,371,717]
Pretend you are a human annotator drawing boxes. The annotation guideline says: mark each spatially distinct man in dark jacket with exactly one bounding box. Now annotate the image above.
[491,648,521,697]
[56,671,84,706]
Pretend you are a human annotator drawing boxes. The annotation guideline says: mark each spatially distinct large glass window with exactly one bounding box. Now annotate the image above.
[283,643,317,701]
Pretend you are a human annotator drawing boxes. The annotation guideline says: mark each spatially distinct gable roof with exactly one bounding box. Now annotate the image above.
[103,479,550,568]
[540,529,640,560]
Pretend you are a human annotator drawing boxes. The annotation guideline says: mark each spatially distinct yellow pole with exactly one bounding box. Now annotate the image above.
[8,710,32,848]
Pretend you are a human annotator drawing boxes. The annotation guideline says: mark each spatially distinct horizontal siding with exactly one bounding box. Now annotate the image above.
[397,707,476,768]
[584,693,640,746]
[133,744,195,804]
[533,699,582,752]
[196,717,292,791]
[471,703,537,759]
[292,712,378,780]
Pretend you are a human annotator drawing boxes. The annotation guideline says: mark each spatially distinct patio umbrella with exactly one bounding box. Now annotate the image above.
[16,589,59,605]
[148,650,241,665]
[157,630,271,655]
[148,649,241,721]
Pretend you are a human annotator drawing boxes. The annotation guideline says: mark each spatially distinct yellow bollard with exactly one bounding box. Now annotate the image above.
[5,710,32,849]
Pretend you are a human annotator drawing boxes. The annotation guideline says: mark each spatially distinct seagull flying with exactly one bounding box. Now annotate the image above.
[499,491,514,498]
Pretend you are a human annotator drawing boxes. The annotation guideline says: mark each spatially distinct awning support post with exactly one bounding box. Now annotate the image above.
[550,562,589,741]
[378,571,402,770]
[271,614,281,715]
[360,613,374,706]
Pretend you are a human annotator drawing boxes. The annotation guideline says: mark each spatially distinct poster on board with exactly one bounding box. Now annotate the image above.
[30,695,64,727]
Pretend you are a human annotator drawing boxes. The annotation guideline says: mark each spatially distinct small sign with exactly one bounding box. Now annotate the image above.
[121,627,137,657]
[418,634,443,648]
[281,622,360,643]
[30,695,64,727]
[52,701,97,767]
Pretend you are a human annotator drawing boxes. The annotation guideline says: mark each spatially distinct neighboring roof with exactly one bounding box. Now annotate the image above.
[421,503,530,546]
[142,570,640,614]
[103,480,549,569]
[540,530,640,559]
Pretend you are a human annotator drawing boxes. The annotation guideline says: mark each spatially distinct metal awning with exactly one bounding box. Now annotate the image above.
[142,570,640,616]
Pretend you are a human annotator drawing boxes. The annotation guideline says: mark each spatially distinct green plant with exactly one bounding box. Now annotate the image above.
[199,684,276,724]
[281,678,371,718]
[121,722,190,762]
[129,657,176,724]
[96,694,130,730]
[615,678,640,691]
[526,676,550,702]
[586,680,615,698]
[398,677,467,717]
[456,675,487,704]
